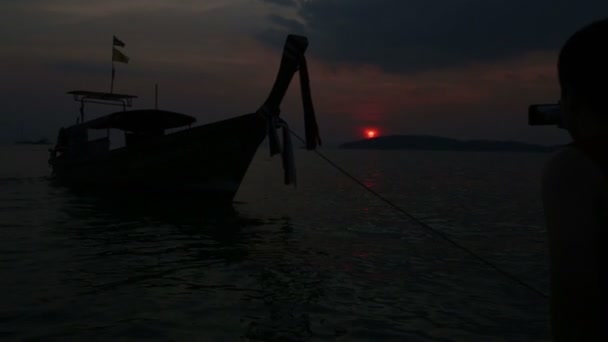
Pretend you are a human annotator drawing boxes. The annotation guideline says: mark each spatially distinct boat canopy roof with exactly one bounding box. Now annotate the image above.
[75,110,196,132]
[67,90,138,101]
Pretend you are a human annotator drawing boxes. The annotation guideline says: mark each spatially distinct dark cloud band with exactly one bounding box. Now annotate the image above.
[259,0,608,73]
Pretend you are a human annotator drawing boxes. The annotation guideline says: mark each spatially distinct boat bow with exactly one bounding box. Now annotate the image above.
[259,34,322,185]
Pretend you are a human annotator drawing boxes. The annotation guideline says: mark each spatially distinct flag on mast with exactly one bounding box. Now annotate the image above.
[112,47,129,63]
[113,35,125,47]
[111,35,128,93]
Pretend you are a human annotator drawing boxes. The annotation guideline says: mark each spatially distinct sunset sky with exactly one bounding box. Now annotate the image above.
[1,0,607,145]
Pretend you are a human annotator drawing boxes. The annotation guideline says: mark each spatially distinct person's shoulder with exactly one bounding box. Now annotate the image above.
[544,145,588,174]
[543,145,606,192]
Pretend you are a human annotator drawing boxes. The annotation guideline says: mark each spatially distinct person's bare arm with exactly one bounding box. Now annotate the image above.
[542,148,603,341]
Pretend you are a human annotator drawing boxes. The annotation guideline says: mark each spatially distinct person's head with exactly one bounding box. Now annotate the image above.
[558,18,608,139]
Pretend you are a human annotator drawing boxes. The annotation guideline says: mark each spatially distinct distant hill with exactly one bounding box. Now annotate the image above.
[340,135,560,153]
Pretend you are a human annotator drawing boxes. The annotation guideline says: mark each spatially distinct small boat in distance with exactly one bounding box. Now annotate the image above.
[48,34,321,203]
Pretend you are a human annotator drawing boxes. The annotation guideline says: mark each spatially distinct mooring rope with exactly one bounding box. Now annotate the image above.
[288,129,549,299]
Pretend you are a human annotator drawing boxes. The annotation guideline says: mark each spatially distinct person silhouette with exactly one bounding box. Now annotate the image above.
[542,18,608,341]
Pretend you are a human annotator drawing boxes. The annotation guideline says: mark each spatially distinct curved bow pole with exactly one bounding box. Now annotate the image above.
[259,35,309,116]
[259,34,322,185]
[298,55,321,150]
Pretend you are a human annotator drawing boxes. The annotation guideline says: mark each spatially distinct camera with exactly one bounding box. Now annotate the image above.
[528,104,562,126]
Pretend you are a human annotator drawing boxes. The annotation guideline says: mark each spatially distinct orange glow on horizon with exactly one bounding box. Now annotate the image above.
[364,129,379,139]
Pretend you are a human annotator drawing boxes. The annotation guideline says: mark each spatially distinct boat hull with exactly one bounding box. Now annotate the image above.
[50,113,267,203]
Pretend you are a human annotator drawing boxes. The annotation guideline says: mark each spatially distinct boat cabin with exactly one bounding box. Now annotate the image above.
[52,90,196,160]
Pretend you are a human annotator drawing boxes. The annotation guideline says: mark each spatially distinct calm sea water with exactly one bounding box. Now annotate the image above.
[0,144,550,341]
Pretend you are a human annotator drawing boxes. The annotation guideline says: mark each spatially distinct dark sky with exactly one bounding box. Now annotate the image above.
[1,0,607,144]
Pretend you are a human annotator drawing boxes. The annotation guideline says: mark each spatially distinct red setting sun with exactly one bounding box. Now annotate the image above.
[364,129,379,139]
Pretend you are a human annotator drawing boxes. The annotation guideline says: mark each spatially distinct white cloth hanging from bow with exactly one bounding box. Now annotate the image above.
[267,116,296,186]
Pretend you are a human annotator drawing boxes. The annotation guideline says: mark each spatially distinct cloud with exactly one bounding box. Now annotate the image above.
[267,14,306,32]
[258,0,608,73]
[260,0,298,6]
[47,61,110,75]
[7,0,248,17]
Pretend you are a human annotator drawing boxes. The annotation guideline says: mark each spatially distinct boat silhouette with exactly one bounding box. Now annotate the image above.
[48,34,321,203]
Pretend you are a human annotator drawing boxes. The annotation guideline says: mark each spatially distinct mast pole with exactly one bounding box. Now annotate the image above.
[111,63,115,94]
[110,36,115,93]
[110,62,114,94]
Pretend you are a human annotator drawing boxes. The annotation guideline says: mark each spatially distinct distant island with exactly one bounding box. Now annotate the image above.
[340,135,561,153]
